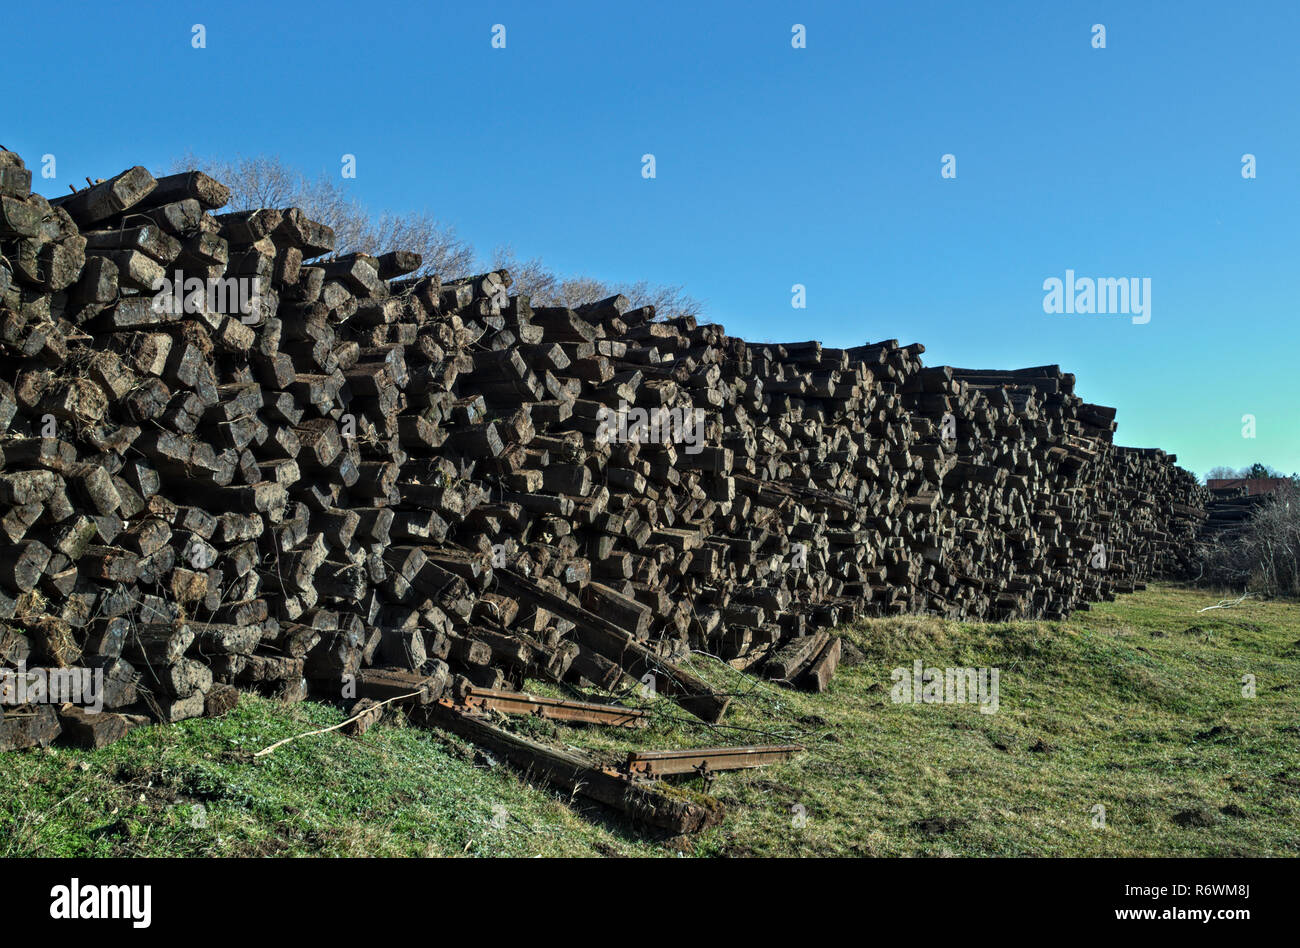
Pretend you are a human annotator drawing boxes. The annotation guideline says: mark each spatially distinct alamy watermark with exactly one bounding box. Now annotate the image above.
[49,878,151,928]
[891,660,999,714]
[2,661,104,713]
[151,272,264,321]
[596,401,705,455]
[1042,269,1150,325]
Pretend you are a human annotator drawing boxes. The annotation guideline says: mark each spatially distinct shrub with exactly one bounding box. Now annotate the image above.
[1195,487,1300,596]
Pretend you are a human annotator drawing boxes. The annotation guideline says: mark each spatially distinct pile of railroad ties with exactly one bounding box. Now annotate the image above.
[0,151,1210,830]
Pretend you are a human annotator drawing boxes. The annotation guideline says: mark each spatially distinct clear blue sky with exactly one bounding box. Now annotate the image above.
[5,0,1297,477]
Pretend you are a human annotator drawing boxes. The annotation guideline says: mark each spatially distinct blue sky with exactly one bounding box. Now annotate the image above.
[4,0,1296,477]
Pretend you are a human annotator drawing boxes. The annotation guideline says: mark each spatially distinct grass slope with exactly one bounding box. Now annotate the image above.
[2,584,1296,857]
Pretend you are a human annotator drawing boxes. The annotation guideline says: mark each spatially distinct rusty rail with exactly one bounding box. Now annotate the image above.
[423,700,724,833]
[458,686,648,728]
[624,743,804,777]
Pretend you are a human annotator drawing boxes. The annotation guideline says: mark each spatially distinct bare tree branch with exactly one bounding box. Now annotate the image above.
[166,154,701,317]
[491,246,702,320]
[166,153,474,277]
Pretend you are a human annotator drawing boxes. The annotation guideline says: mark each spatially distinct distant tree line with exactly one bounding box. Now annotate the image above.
[1203,463,1300,485]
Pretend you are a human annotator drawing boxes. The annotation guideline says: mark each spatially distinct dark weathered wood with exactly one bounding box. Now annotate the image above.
[494,568,730,723]
[0,705,62,750]
[140,170,231,211]
[423,700,724,834]
[123,622,194,666]
[764,632,830,683]
[56,705,136,748]
[51,166,157,226]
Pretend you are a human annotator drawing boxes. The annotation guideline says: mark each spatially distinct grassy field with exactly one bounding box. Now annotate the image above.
[2,583,1297,857]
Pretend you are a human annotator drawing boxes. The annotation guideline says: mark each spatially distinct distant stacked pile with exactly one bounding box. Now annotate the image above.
[0,152,1207,751]
[1199,485,1269,543]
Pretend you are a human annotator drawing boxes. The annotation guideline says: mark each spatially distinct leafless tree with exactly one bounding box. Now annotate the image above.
[166,152,703,320]
[491,246,702,320]
[1195,486,1300,596]
[167,152,475,277]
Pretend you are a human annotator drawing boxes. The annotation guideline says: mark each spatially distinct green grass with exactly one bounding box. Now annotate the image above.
[2,583,1297,856]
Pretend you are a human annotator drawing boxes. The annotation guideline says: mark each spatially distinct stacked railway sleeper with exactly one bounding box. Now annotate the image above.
[1198,485,1272,544]
[0,152,1207,828]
